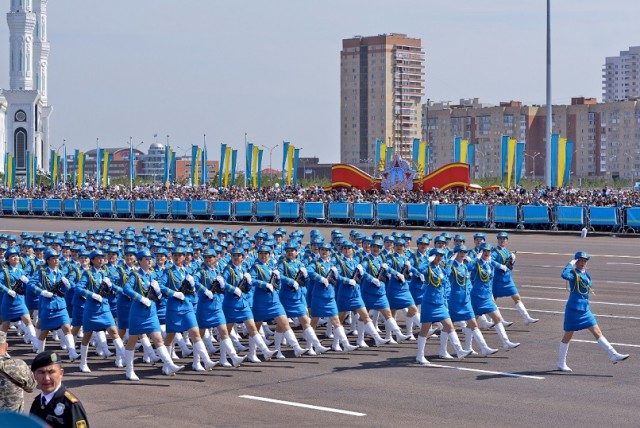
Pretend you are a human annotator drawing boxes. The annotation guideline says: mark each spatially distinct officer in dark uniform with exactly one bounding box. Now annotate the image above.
[29,351,89,428]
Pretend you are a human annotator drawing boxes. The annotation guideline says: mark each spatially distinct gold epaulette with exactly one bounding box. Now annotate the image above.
[64,390,79,403]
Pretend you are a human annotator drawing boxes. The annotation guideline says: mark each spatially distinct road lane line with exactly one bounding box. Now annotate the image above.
[572,339,640,348]
[521,285,566,290]
[522,296,640,308]
[605,280,640,285]
[520,252,640,259]
[499,307,640,320]
[606,262,640,266]
[239,395,366,417]
[428,364,545,380]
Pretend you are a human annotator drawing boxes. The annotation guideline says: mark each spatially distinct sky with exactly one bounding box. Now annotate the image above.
[0,0,638,164]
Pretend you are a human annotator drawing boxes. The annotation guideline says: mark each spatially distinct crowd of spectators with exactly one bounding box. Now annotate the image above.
[0,181,638,208]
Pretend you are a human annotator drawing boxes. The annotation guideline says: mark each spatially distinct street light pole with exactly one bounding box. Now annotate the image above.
[261,144,279,183]
[524,152,541,180]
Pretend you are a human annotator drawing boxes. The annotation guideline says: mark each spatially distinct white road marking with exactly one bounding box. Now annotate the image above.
[571,339,640,348]
[530,265,566,269]
[521,284,566,290]
[428,364,545,380]
[606,262,640,266]
[522,296,640,308]
[521,251,640,260]
[499,307,640,321]
[605,280,640,285]
[239,395,366,417]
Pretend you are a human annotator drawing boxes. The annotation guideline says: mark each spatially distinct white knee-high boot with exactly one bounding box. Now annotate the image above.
[175,333,192,358]
[221,338,246,367]
[284,329,309,357]
[333,326,357,352]
[447,330,471,359]
[193,340,217,370]
[416,334,430,365]
[250,334,274,361]
[63,334,79,361]
[141,336,160,363]
[156,345,184,375]
[385,317,410,341]
[494,323,519,350]
[356,320,368,348]
[273,331,286,359]
[471,328,498,355]
[364,321,390,346]
[125,349,139,381]
[439,331,454,359]
[462,327,477,355]
[597,336,629,363]
[558,342,572,372]
[515,302,539,325]
[113,337,126,368]
[79,344,91,373]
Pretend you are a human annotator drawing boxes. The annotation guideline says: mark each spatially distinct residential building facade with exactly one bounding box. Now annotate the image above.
[603,46,640,103]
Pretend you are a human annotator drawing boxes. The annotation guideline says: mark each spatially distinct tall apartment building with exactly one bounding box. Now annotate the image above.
[423,98,640,181]
[340,34,425,168]
[603,46,640,103]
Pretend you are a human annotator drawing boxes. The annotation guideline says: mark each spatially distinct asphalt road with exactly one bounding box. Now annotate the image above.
[3,217,639,428]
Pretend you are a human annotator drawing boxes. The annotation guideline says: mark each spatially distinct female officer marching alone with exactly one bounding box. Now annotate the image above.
[557,252,629,372]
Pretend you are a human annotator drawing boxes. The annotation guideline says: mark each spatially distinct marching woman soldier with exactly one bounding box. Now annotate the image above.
[193,249,245,368]
[218,247,274,363]
[69,251,93,353]
[76,250,126,373]
[0,248,38,344]
[360,239,410,343]
[332,241,389,348]
[29,250,79,360]
[446,245,497,357]
[157,247,218,372]
[557,252,629,372]
[277,242,327,354]
[491,232,538,325]
[468,243,520,350]
[153,248,170,338]
[415,248,470,365]
[250,245,309,358]
[307,243,356,352]
[122,249,184,380]
[110,247,138,343]
[384,239,420,338]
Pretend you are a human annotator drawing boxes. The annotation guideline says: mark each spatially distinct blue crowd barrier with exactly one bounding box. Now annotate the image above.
[47,199,62,216]
[235,201,254,219]
[493,205,519,225]
[171,201,189,218]
[521,205,550,225]
[556,206,584,227]
[377,203,400,223]
[304,202,325,222]
[328,202,350,222]
[589,206,618,228]
[114,200,131,217]
[256,202,276,219]
[405,203,429,224]
[353,202,374,223]
[133,200,151,217]
[97,200,113,216]
[153,200,170,218]
[434,204,458,225]
[190,200,209,218]
[278,202,299,220]
[79,199,95,216]
[212,201,231,219]
[625,207,640,231]
[16,199,30,214]
[31,199,45,214]
[1,198,14,214]
[463,204,489,225]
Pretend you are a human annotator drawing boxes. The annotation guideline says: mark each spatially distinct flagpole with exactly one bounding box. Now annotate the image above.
[96,138,100,186]
[129,136,133,191]
[203,133,207,186]
[244,132,248,188]
[545,0,552,187]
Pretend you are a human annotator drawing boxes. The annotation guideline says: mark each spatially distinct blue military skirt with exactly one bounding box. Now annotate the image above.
[563,303,596,331]
[386,281,416,309]
[116,293,133,330]
[71,293,86,327]
[222,295,254,324]
[279,288,308,318]
[409,282,425,306]
[25,286,40,311]
[310,284,338,318]
[156,298,167,325]
[492,280,518,298]
[1,293,28,321]
[39,296,70,331]
[195,295,226,328]
[420,301,450,323]
[470,294,497,316]
[165,298,198,333]
[361,283,390,311]
[128,300,161,335]
[82,298,116,331]
[252,290,286,323]
[448,299,475,322]
[336,283,365,312]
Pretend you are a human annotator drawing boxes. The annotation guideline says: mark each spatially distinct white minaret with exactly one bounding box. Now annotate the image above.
[4,0,51,174]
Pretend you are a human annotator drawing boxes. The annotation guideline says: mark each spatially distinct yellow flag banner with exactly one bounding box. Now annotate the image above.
[223,147,232,187]
[557,137,567,188]
[287,145,295,186]
[506,138,517,188]
[252,145,260,188]
[379,143,387,171]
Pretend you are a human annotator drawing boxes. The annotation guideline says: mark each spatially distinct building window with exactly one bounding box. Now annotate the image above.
[15,110,27,122]
[14,128,27,169]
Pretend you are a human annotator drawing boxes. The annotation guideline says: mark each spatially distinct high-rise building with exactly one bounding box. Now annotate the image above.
[423,97,640,181]
[340,34,424,169]
[1,0,52,174]
[603,46,640,103]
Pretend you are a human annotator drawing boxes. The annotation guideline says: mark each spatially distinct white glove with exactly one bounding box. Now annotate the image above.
[8,290,16,298]
[243,272,252,285]
[330,266,338,276]
[299,266,308,278]
[510,252,517,262]
[292,282,299,291]
[569,259,577,266]
[140,297,151,308]
[20,275,29,284]
[464,256,471,263]
[449,253,457,262]
[266,283,274,293]
[428,255,436,263]
[273,270,280,279]
[356,264,364,276]
[102,277,112,287]
[233,287,242,298]
[61,277,71,288]
[419,274,425,282]
[320,277,329,286]
[372,278,381,287]
[151,280,160,293]
[348,279,357,287]
[173,291,185,301]
[396,273,405,282]
[381,263,389,271]
[91,293,103,303]
[499,264,508,272]
[186,274,195,286]
[216,276,225,286]
[404,260,411,268]
[204,289,214,300]
[41,290,53,299]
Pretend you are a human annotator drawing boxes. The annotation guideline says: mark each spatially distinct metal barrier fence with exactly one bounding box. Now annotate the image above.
[1,198,639,233]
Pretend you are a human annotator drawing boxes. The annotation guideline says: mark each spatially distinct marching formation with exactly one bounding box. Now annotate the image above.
[0,224,619,381]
